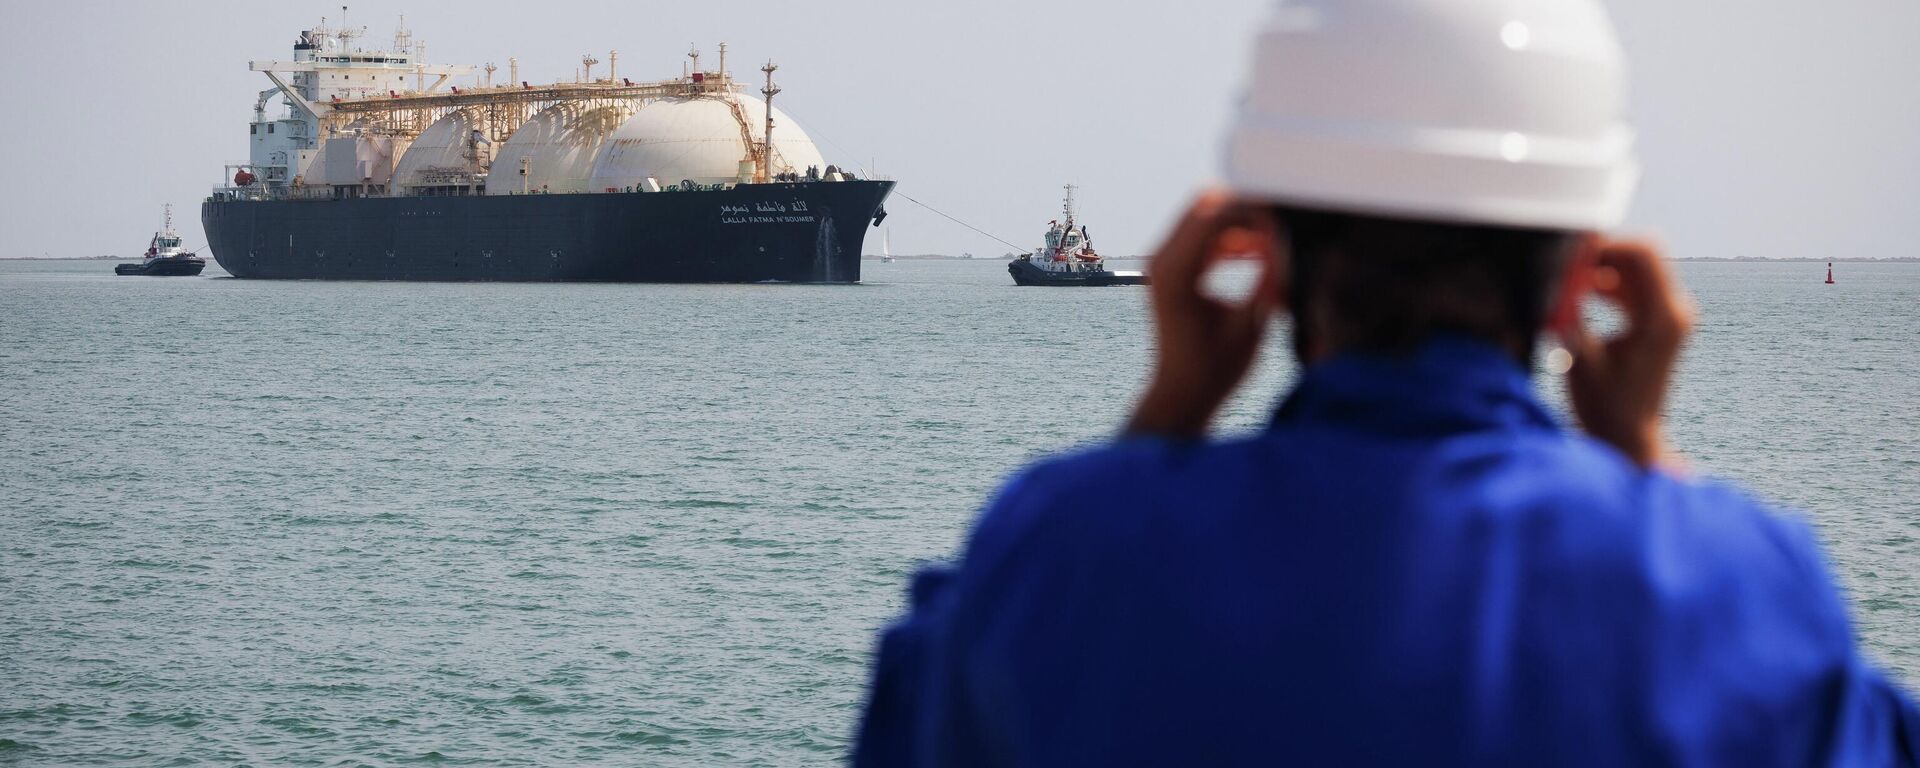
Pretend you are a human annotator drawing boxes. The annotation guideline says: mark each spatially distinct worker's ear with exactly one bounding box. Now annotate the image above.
[1266,212,1290,314]
[1545,232,1600,335]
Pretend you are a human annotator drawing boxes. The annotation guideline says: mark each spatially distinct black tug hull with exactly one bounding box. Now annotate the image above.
[1008,258,1147,287]
[201,180,893,283]
[116,258,206,276]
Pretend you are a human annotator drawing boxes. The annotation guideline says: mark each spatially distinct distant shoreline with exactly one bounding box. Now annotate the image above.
[921,257,1920,263]
[8,255,1916,263]
[3,256,133,261]
[1671,257,1920,263]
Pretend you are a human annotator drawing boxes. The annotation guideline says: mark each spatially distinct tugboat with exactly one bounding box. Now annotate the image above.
[1008,185,1145,286]
[116,205,205,277]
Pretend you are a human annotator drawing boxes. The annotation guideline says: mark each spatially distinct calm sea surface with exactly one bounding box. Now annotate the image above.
[2,258,1915,765]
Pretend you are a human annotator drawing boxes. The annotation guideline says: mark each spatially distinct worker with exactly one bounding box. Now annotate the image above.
[854,0,1919,765]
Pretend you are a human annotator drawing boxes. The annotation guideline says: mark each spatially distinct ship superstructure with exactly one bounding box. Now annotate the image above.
[238,17,475,192]
[204,18,891,282]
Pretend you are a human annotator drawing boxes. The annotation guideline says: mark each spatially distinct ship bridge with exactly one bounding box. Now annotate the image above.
[245,15,473,189]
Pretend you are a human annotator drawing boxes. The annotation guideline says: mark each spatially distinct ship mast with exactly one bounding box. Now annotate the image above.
[759,60,780,184]
[1062,184,1077,229]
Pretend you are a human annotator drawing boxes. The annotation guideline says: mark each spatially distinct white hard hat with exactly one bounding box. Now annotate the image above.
[1224,0,1638,232]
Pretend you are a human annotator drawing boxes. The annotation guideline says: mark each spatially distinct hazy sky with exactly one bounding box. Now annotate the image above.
[2,0,1914,260]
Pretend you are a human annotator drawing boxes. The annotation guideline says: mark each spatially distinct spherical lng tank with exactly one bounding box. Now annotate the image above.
[391,108,491,190]
[587,96,827,190]
[487,100,640,195]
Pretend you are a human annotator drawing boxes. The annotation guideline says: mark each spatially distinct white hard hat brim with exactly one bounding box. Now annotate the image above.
[1227,114,1638,232]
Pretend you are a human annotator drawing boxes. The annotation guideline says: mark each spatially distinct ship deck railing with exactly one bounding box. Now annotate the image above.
[209,186,285,202]
[208,172,880,204]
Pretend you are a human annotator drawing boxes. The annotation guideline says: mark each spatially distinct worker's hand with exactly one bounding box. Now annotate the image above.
[1126,192,1283,439]
[1558,239,1693,470]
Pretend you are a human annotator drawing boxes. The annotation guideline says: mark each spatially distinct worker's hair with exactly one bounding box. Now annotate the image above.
[1272,206,1576,366]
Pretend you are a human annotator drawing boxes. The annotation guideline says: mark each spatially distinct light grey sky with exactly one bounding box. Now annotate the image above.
[1,0,1914,259]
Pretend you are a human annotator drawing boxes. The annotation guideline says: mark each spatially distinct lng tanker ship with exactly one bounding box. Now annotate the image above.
[203,18,892,282]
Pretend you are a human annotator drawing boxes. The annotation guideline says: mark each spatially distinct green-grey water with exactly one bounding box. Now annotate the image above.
[2,258,1915,765]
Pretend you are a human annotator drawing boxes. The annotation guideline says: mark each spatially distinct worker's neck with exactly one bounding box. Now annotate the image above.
[1298,331,1535,371]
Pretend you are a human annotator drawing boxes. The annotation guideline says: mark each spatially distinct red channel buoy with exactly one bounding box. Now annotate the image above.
[1825,262,1835,285]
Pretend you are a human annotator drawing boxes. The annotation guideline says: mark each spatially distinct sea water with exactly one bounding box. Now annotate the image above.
[1,258,1914,765]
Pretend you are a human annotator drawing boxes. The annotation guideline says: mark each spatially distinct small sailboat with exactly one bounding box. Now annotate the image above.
[116,205,205,277]
[881,229,896,263]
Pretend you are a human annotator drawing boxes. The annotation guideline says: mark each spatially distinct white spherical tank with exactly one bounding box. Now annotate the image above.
[588,96,827,190]
[488,100,640,196]
[393,108,491,189]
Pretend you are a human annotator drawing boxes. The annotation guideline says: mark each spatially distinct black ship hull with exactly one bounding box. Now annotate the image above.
[1008,258,1147,287]
[201,180,893,282]
[116,257,206,276]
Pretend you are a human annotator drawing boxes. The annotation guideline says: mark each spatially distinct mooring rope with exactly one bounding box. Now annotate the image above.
[774,100,1026,254]
[890,191,1027,254]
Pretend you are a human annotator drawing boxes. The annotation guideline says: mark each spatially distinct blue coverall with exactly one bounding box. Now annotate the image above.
[856,337,1918,766]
